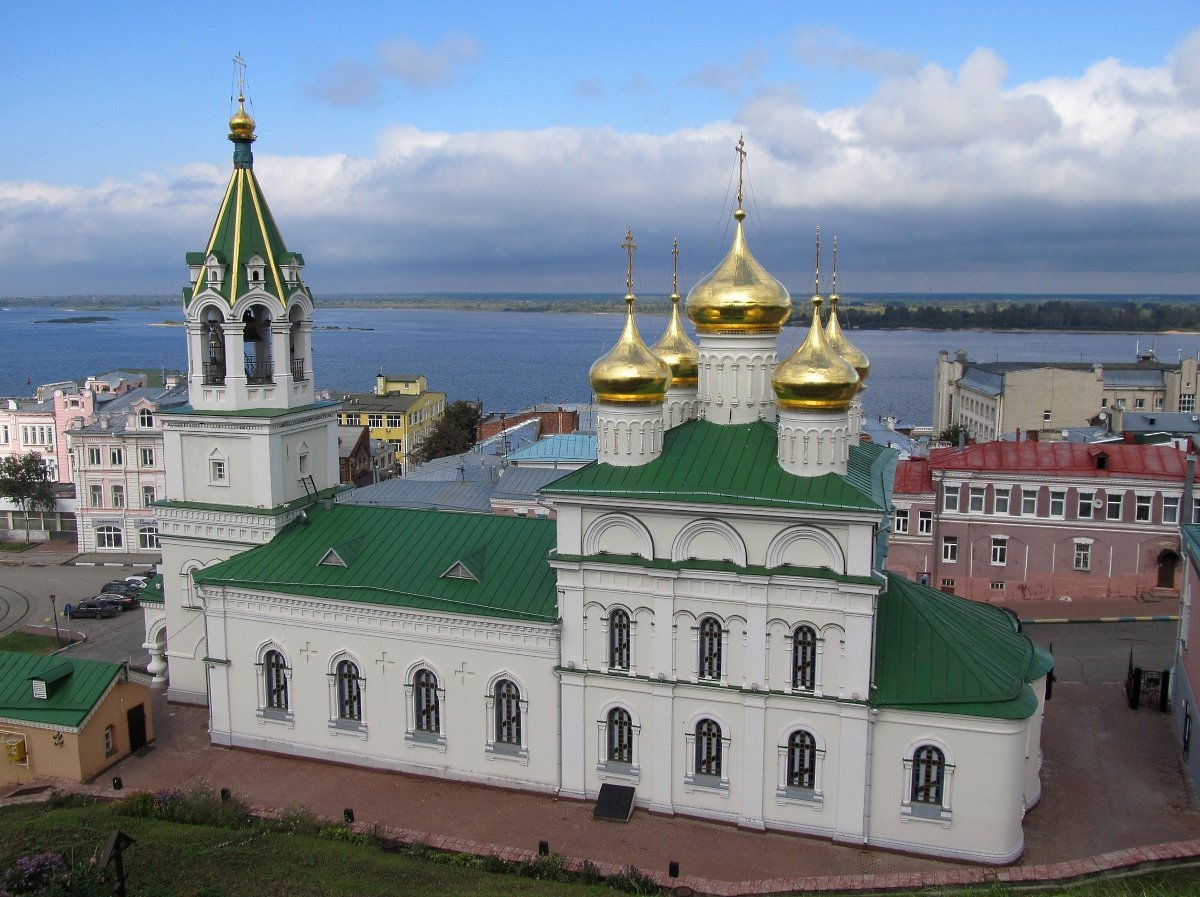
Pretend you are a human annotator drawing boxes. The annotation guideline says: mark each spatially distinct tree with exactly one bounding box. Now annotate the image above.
[0,452,57,543]
[934,423,971,447]
[410,401,483,465]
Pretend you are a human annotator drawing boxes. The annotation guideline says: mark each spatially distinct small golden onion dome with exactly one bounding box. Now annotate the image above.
[228,96,257,142]
[651,291,699,388]
[825,294,870,389]
[589,294,671,404]
[773,295,860,411]
[685,209,791,334]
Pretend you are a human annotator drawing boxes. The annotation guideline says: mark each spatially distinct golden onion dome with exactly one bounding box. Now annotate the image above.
[652,291,699,388]
[825,294,870,388]
[589,293,671,404]
[685,209,792,334]
[228,95,257,142]
[773,295,860,412]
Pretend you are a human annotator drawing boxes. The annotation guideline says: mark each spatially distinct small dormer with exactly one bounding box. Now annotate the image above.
[244,254,267,289]
[205,253,227,289]
[280,252,304,286]
[1088,446,1110,470]
[29,661,73,700]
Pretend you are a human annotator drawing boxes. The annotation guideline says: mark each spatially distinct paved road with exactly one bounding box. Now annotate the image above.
[1025,620,1177,685]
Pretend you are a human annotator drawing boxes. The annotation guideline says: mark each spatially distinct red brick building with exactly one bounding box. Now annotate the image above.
[887,442,1188,602]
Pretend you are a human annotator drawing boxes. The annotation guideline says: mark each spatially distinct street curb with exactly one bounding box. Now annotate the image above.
[1022,615,1179,625]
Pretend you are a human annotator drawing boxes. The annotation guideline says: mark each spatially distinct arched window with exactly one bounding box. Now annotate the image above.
[335,660,361,722]
[138,408,154,428]
[264,650,289,712]
[609,608,631,671]
[787,731,817,790]
[911,745,946,806]
[695,719,722,777]
[792,625,817,691]
[414,669,439,733]
[698,617,722,681]
[495,679,521,746]
[607,707,633,764]
[95,525,123,550]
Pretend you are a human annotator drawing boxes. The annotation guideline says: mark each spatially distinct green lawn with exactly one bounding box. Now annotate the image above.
[0,542,31,552]
[0,631,69,654]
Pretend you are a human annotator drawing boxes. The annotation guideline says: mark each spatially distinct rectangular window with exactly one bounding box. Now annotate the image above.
[0,425,7,444]
[1136,494,1152,522]
[110,448,124,466]
[1182,394,1196,413]
[210,459,227,484]
[142,485,156,506]
[943,485,960,512]
[111,485,125,508]
[990,581,1006,591]
[918,510,933,535]
[87,447,101,465]
[991,537,1008,565]
[298,452,310,476]
[1115,398,1127,410]
[1042,409,1052,423]
[941,578,955,590]
[994,489,1010,514]
[104,725,115,756]
[386,413,402,428]
[1107,493,1123,520]
[1134,398,1146,409]
[140,448,154,467]
[1022,489,1038,516]
[1193,497,1200,525]
[1078,491,1095,518]
[1155,397,1164,411]
[968,487,985,513]
[1074,542,1092,571]
[1049,491,1066,518]
[942,537,958,562]
[893,508,910,534]
[89,484,102,507]
[1164,495,1180,524]
[367,414,384,429]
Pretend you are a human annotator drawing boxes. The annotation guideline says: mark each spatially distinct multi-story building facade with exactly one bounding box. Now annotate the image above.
[69,384,188,553]
[888,441,1187,602]
[0,389,96,483]
[1173,525,1200,796]
[338,374,445,476]
[933,350,1200,441]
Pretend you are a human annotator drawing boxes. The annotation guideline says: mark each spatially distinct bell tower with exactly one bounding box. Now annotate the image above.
[145,57,343,706]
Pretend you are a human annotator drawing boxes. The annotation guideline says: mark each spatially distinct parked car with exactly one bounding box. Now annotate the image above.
[124,575,149,588]
[91,592,140,611]
[67,599,120,620]
[101,581,141,598]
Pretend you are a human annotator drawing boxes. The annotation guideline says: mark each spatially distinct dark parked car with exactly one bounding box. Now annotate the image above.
[91,592,140,611]
[101,581,142,598]
[67,599,120,620]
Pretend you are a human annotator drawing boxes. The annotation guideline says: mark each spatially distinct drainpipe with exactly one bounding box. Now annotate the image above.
[1185,455,1196,525]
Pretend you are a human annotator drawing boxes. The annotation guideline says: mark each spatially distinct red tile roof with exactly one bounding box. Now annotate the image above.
[892,458,933,495]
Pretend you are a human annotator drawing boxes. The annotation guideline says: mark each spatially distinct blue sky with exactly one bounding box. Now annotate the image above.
[3,1,1200,295]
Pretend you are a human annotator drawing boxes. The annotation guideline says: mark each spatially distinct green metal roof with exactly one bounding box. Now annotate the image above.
[1183,524,1200,569]
[193,504,559,622]
[138,573,164,604]
[872,573,1054,720]
[0,651,121,729]
[156,484,350,518]
[542,419,886,513]
[550,551,879,586]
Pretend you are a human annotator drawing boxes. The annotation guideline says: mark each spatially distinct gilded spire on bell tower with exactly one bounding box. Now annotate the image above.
[824,236,871,389]
[228,53,257,167]
[652,237,699,388]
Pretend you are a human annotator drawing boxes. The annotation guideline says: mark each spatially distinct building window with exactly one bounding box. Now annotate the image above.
[1156,397,1165,411]
[991,537,1007,565]
[1021,488,1038,516]
[1074,542,1092,571]
[335,660,362,722]
[1115,398,1126,410]
[698,617,722,681]
[386,413,402,428]
[607,707,634,764]
[87,447,101,465]
[1193,497,1200,526]
[1164,496,1180,525]
[942,537,958,563]
[694,719,723,778]
[893,508,910,534]
[968,487,984,513]
[1182,394,1196,413]
[414,669,439,733]
[1134,398,1146,409]
[1078,491,1095,518]
[138,526,160,550]
[792,625,817,691]
[1043,409,1052,423]
[786,730,817,791]
[943,485,960,512]
[140,448,154,467]
[494,678,522,746]
[0,425,7,444]
[264,650,290,714]
[142,485,156,507]
[608,608,631,671]
[104,725,115,756]
[209,458,227,485]
[367,414,384,429]
[1049,491,1065,518]
[1136,495,1152,522]
[918,510,933,535]
[994,488,1010,514]
[110,448,124,467]
[941,578,956,590]
[95,525,123,549]
[111,485,125,508]
[910,745,947,808]
[990,580,1006,591]
[1107,493,1123,520]
[138,409,154,428]
[89,485,102,507]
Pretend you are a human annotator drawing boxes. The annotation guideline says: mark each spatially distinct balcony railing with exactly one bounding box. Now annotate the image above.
[244,357,274,385]
[202,361,226,386]
[291,358,307,382]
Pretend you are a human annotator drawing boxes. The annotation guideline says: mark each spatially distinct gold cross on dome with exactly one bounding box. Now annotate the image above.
[672,237,679,295]
[831,236,839,295]
[736,134,747,210]
[813,225,821,296]
[621,228,637,295]
[233,53,247,100]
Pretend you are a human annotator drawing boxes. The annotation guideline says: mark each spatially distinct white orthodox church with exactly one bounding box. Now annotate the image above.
[142,96,1052,865]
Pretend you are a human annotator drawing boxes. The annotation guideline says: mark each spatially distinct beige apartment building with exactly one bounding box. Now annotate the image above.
[933,350,1200,440]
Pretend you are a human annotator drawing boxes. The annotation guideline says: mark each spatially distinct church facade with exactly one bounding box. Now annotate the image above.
[143,101,1051,865]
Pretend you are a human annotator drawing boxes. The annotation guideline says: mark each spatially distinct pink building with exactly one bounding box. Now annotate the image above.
[888,441,1187,603]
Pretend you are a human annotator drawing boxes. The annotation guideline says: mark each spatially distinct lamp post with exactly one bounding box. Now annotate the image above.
[50,594,62,649]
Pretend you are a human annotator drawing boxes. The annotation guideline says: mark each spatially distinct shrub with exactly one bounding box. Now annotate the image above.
[0,851,110,897]
[606,864,660,895]
[113,785,253,828]
[270,807,322,837]
[521,853,571,882]
[317,825,371,846]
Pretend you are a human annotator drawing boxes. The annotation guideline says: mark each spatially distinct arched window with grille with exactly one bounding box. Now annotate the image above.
[414,669,440,734]
[698,616,722,681]
[607,707,633,764]
[335,659,362,722]
[609,608,631,671]
[264,650,289,713]
[911,744,945,805]
[495,679,522,746]
[695,718,722,777]
[792,625,817,691]
[787,730,817,789]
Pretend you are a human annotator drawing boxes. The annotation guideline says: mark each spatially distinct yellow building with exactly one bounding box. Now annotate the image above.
[338,374,445,475]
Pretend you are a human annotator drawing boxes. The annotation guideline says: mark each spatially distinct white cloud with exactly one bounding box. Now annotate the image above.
[377,33,480,88]
[794,26,920,77]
